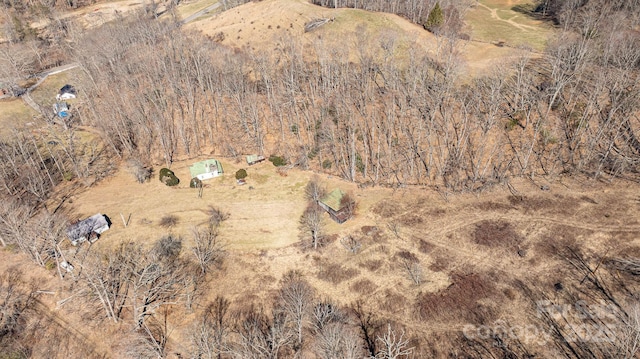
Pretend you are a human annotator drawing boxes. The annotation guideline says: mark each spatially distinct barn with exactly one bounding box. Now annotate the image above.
[246,154,266,165]
[318,189,351,223]
[66,213,111,246]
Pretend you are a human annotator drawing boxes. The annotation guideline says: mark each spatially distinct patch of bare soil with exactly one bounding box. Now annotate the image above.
[416,272,499,324]
[472,219,522,249]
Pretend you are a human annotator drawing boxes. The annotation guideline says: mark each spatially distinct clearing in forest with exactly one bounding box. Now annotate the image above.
[465,0,554,50]
[188,0,554,75]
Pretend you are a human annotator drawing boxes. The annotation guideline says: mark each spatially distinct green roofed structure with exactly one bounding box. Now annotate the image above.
[319,189,350,223]
[189,159,224,181]
[246,154,266,165]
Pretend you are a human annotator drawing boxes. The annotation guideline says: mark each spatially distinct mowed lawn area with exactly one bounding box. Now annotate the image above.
[465,0,553,50]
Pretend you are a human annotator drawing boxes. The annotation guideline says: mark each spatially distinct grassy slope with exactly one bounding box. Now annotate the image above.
[2,1,592,356]
[465,0,553,50]
[188,0,553,75]
[0,99,39,137]
[60,152,640,356]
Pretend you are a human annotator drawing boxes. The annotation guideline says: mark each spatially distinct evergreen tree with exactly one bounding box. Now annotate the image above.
[424,2,444,33]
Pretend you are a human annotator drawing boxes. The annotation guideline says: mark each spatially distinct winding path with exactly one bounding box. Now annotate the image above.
[181,0,224,24]
[477,2,539,32]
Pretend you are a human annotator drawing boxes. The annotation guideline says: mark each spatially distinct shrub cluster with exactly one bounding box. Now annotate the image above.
[159,168,180,186]
[190,177,202,188]
[235,169,248,180]
[128,158,152,183]
[268,155,286,167]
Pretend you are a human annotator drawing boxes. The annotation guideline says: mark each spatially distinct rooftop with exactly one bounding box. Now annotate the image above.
[189,159,223,178]
[66,213,109,241]
[320,189,346,212]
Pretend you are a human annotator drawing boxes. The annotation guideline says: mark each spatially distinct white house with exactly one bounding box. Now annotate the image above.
[189,159,224,181]
[56,84,77,100]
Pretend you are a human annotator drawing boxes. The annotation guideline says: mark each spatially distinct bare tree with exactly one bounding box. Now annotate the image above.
[340,235,362,254]
[0,42,36,95]
[190,225,226,275]
[396,251,423,286]
[230,305,292,359]
[0,267,39,356]
[130,236,188,328]
[80,242,140,323]
[299,203,325,250]
[340,192,357,220]
[315,322,364,359]
[277,271,315,351]
[375,324,413,359]
[127,158,152,183]
[615,303,640,359]
[312,300,345,334]
[190,296,230,359]
[351,300,381,357]
[0,198,33,248]
[204,205,230,227]
[304,175,327,203]
[126,308,174,359]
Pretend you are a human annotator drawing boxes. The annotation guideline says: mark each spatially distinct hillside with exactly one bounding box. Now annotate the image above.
[187,0,546,74]
[3,0,640,358]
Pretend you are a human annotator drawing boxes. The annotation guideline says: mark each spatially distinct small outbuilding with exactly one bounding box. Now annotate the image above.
[53,101,69,118]
[246,154,266,165]
[66,213,111,246]
[319,189,351,224]
[189,159,224,181]
[56,84,77,100]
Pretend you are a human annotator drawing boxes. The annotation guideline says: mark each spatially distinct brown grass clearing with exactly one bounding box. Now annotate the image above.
[416,271,499,324]
[29,0,146,30]
[316,262,360,285]
[0,98,40,138]
[26,150,640,354]
[465,0,554,51]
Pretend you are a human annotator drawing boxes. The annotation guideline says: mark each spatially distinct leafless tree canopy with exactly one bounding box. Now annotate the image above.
[304,176,327,203]
[59,1,640,191]
[299,203,326,250]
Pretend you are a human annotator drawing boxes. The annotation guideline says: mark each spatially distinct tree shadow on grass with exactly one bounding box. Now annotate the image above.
[511,3,559,24]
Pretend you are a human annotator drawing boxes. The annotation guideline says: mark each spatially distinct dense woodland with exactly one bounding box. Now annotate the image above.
[71,0,640,190]
[2,0,640,357]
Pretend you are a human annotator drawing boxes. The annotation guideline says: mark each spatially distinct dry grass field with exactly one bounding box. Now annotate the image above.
[187,0,553,75]
[0,98,39,137]
[465,0,554,50]
[46,144,640,354]
[29,0,146,30]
